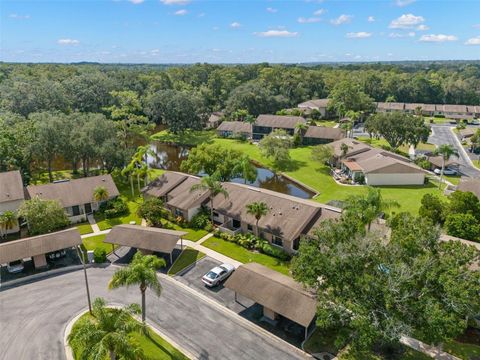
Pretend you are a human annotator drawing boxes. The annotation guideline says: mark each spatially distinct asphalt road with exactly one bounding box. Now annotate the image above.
[0,266,306,360]
[429,125,480,178]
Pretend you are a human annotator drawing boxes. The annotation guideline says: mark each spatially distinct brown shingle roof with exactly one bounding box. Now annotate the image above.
[0,228,82,264]
[0,170,25,204]
[377,102,405,111]
[224,263,317,327]
[142,172,187,198]
[328,138,371,158]
[217,121,252,133]
[298,99,330,109]
[422,104,436,112]
[404,103,424,111]
[27,175,119,208]
[443,104,468,113]
[356,154,424,174]
[166,176,210,210]
[304,126,344,141]
[459,128,476,138]
[306,207,343,237]
[427,155,459,168]
[104,224,186,253]
[457,178,480,200]
[255,115,306,129]
[208,112,223,123]
[213,183,324,241]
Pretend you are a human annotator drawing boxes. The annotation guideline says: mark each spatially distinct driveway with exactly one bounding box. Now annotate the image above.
[0,266,307,360]
[429,125,480,178]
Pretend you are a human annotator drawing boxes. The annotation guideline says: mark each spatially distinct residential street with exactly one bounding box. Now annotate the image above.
[0,266,307,360]
[428,125,480,178]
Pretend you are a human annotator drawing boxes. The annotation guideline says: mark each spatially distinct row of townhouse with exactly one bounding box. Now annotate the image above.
[216,114,345,144]
[0,171,119,234]
[142,171,342,254]
[298,99,480,119]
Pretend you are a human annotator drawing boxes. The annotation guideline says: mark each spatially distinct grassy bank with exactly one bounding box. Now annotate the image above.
[81,234,115,254]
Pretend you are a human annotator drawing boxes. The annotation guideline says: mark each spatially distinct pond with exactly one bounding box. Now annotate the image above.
[148,142,315,199]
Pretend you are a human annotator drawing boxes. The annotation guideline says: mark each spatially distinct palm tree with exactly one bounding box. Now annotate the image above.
[246,202,269,238]
[232,155,257,184]
[93,186,109,203]
[433,144,459,188]
[0,211,17,238]
[109,251,166,323]
[190,176,228,224]
[295,122,308,144]
[340,143,350,158]
[68,297,144,360]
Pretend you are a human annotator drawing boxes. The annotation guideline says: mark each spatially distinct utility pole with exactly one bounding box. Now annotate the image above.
[76,246,92,315]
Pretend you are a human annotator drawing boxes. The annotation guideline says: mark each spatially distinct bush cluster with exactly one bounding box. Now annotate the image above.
[100,198,128,219]
[93,247,107,263]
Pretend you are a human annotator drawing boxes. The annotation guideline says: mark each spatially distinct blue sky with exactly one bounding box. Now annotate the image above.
[1,0,479,63]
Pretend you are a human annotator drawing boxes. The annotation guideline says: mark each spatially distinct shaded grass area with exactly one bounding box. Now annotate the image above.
[211,138,444,214]
[151,129,216,146]
[161,219,208,242]
[168,247,206,275]
[443,339,480,360]
[71,313,189,360]
[202,236,290,275]
[81,234,116,254]
[314,120,338,128]
[75,222,93,235]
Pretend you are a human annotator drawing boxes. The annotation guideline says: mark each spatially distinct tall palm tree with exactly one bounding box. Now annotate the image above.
[232,155,257,184]
[190,176,228,224]
[68,297,144,360]
[295,122,308,144]
[246,202,269,238]
[433,144,459,188]
[109,251,166,323]
[93,186,109,203]
[0,211,17,238]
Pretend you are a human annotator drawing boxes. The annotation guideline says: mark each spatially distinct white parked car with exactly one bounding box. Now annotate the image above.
[434,168,457,175]
[7,260,24,274]
[202,263,235,287]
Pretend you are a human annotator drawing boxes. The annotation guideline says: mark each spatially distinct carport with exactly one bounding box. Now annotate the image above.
[225,262,317,340]
[0,228,82,269]
[104,224,187,264]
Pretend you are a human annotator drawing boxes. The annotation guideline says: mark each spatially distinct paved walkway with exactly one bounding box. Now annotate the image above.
[81,229,111,239]
[86,214,100,233]
[400,336,461,360]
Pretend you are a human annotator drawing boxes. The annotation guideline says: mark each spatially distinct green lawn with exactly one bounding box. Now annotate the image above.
[356,136,435,154]
[168,247,206,275]
[75,222,93,235]
[473,159,480,169]
[151,129,216,146]
[161,219,208,242]
[202,236,290,275]
[211,138,444,214]
[444,339,480,360]
[444,175,462,185]
[95,196,143,231]
[314,120,338,128]
[71,313,188,360]
[82,234,116,254]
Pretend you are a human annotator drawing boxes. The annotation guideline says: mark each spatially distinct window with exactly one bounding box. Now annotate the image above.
[174,208,183,217]
[293,238,300,251]
[272,236,283,247]
[72,206,80,216]
[247,224,253,232]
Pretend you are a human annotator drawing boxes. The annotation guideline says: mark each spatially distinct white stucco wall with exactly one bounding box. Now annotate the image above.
[365,173,425,186]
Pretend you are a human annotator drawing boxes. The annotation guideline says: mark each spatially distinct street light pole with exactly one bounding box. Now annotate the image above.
[76,246,92,315]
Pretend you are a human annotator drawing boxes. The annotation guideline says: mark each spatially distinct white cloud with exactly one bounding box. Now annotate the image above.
[416,24,429,31]
[419,34,458,42]
[389,32,415,38]
[346,32,372,39]
[389,13,425,29]
[160,0,190,5]
[230,22,241,28]
[266,7,278,13]
[298,17,321,24]
[465,36,480,45]
[57,38,80,45]
[9,14,30,19]
[174,9,187,15]
[129,0,144,4]
[367,16,375,22]
[255,30,299,38]
[330,14,353,25]
[395,0,416,6]
[313,9,326,16]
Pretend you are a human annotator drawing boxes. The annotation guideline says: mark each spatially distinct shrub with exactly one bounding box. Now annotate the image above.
[444,213,480,241]
[101,198,128,219]
[259,242,291,261]
[236,233,256,249]
[189,211,210,230]
[137,198,164,226]
[93,247,107,263]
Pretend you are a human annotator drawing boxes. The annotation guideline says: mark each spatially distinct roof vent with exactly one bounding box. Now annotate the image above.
[278,212,282,215]
[5,193,10,198]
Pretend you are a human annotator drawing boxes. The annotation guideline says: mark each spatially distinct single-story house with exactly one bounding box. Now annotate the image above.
[0,228,82,268]
[252,115,306,140]
[104,224,187,264]
[27,175,120,223]
[426,155,460,172]
[297,99,330,117]
[456,178,480,200]
[205,111,223,129]
[142,171,188,202]
[376,102,405,112]
[216,121,252,139]
[0,170,25,234]
[224,262,318,339]
[302,126,345,145]
[459,127,476,141]
[329,138,372,164]
[404,103,425,114]
[211,182,341,253]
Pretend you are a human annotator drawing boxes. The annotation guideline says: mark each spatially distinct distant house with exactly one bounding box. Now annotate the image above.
[302,126,344,145]
[297,98,330,118]
[252,115,306,140]
[216,121,252,139]
[329,138,425,186]
[0,170,25,234]
[376,102,405,112]
[205,111,223,129]
[27,175,120,223]
[426,155,459,172]
[459,127,476,141]
[456,178,480,200]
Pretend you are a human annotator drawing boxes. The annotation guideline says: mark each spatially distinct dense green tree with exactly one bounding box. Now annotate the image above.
[311,144,334,166]
[232,155,257,184]
[448,190,480,220]
[0,211,18,238]
[18,197,69,235]
[444,213,480,241]
[327,80,375,117]
[418,193,446,224]
[109,251,166,323]
[137,198,165,227]
[258,129,293,168]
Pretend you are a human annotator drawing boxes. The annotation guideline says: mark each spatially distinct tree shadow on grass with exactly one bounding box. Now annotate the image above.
[151,130,216,146]
[272,158,307,172]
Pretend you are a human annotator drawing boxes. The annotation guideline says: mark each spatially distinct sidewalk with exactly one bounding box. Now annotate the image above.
[87,214,100,233]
